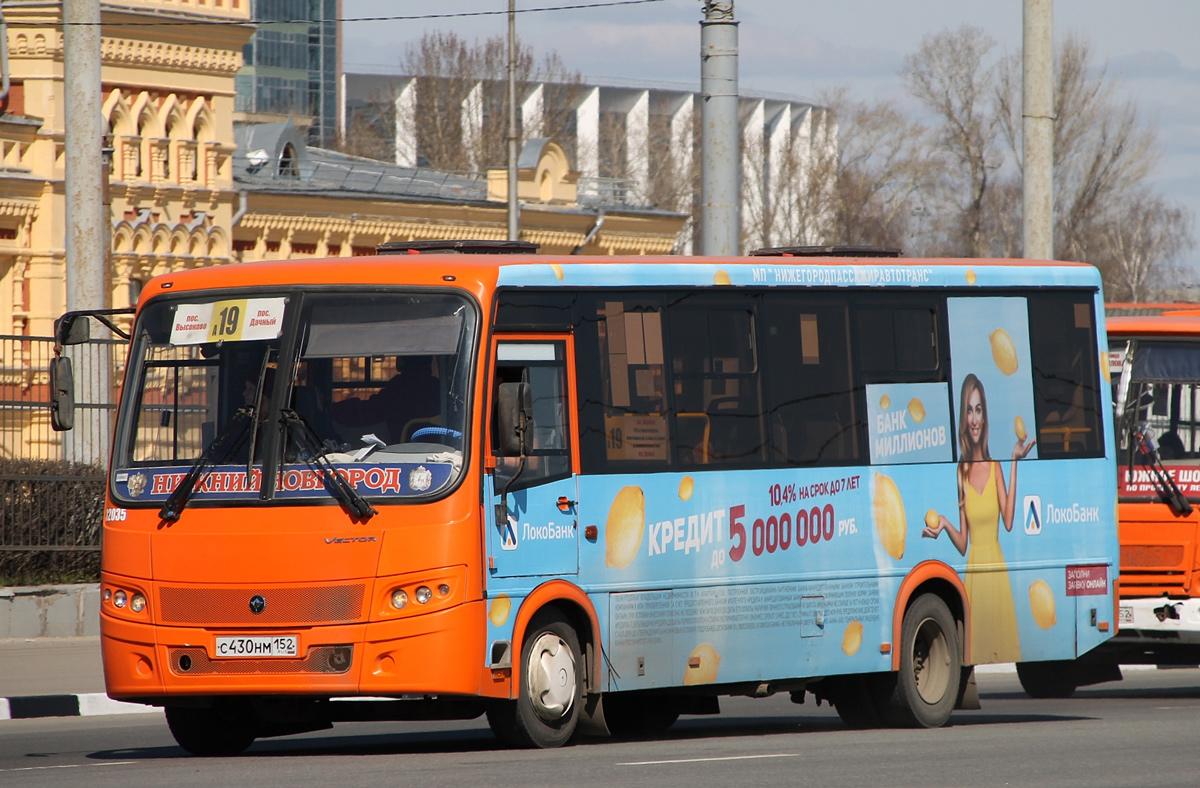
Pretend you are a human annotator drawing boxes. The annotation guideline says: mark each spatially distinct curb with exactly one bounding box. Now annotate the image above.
[0,694,160,721]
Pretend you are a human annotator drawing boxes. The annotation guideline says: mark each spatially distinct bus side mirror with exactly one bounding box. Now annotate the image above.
[497,382,533,456]
[54,314,91,346]
[50,356,75,432]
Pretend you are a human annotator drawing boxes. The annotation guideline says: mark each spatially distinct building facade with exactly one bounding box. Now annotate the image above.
[0,2,686,461]
[235,0,340,147]
[343,72,836,254]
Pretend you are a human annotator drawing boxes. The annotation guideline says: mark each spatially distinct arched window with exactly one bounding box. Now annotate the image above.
[128,277,145,306]
[279,143,299,179]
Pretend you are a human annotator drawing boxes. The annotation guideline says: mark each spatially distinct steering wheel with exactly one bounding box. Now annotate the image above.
[411,426,463,442]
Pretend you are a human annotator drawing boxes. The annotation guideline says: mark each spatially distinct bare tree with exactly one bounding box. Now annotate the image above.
[816,90,934,251]
[1099,192,1194,301]
[390,32,583,172]
[339,96,398,162]
[996,36,1159,262]
[978,174,1023,259]
[903,26,1002,257]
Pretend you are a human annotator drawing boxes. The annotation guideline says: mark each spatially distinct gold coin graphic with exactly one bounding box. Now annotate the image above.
[1029,579,1057,629]
[683,642,721,685]
[605,486,645,569]
[990,328,1019,375]
[842,620,864,655]
[873,472,907,560]
[489,594,511,627]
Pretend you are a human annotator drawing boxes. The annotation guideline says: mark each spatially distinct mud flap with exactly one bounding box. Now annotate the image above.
[955,666,981,710]
[577,693,611,737]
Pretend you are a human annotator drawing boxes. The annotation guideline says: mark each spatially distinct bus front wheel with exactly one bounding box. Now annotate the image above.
[882,593,961,728]
[165,702,257,756]
[487,610,583,748]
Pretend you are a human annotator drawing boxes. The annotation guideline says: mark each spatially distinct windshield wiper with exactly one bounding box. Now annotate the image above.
[281,408,377,521]
[1132,423,1194,517]
[159,406,254,522]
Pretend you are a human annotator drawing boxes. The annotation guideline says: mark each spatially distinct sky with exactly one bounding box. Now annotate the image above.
[340,0,1200,276]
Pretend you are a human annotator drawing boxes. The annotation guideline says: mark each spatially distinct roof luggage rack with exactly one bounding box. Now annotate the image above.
[750,245,902,258]
[375,239,541,255]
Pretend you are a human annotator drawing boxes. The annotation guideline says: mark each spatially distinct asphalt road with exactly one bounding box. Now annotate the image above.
[3,669,1200,788]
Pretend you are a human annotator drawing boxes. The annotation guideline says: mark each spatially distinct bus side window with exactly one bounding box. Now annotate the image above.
[1028,296,1104,457]
[668,301,765,466]
[855,305,940,375]
[492,341,572,490]
[593,300,672,467]
[761,298,857,466]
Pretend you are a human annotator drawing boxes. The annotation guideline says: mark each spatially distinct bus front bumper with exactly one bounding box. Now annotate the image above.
[1116,597,1200,641]
[101,600,490,703]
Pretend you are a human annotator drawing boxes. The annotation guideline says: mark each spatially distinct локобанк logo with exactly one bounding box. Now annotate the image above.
[1023,495,1042,535]
[501,514,518,551]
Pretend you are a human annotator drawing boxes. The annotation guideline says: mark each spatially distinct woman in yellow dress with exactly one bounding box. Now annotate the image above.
[923,374,1035,664]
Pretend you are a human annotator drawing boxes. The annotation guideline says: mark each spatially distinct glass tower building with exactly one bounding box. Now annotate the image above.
[236,0,340,147]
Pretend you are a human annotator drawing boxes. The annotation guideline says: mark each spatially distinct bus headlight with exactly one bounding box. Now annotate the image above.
[113,590,127,609]
[130,593,147,613]
[390,589,409,610]
[415,586,433,604]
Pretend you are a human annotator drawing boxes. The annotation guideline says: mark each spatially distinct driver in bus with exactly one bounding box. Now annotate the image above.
[332,355,440,445]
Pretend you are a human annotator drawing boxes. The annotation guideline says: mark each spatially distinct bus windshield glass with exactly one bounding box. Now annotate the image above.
[1114,338,1200,500]
[112,291,476,506]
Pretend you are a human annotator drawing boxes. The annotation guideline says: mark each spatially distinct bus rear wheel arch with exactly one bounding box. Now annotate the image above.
[486,608,584,748]
[825,592,963,729]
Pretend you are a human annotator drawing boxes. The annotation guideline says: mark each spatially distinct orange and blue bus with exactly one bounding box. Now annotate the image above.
[1026,307,1200,698]
[55,243,1118,753]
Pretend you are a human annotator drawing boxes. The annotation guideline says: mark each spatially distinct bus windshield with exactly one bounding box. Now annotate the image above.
[112,291,476,507]
[1113,338,1200,501]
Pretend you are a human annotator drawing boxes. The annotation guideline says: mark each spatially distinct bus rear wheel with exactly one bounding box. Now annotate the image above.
[880,593,961,728]
[165,702,258,756]
[486,611,582,748]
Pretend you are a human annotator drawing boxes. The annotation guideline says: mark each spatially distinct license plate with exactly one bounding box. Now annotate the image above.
[214,635,298,658]
[1119,605,1134,624]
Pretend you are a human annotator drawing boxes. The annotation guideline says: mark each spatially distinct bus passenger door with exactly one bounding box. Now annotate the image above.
[486,337,579,578]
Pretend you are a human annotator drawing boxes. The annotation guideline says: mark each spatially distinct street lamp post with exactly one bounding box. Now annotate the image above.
[507,0,519,241]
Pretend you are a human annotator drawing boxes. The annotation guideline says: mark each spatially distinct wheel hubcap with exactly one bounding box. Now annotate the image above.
[912,617,951,704]
[527,632,576,722]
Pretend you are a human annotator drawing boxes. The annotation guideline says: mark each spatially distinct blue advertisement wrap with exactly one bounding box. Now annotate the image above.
[866,382,954,465]
[947,296,1040,462]
[483,458,1114,691]
[479,269,1117,692]
[495,260,1101,291]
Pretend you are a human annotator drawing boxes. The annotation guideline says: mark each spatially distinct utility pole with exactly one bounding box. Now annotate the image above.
[1023,0,1054,261]
[699,1,739,256]
[506,0,519,241]
[63,0,110,466]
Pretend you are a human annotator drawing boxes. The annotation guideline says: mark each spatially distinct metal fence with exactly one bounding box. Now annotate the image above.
[0,334,123,555]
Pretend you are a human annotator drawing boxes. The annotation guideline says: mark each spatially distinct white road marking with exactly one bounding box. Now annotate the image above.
[619,753,799,766]
[0,761,135,773]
